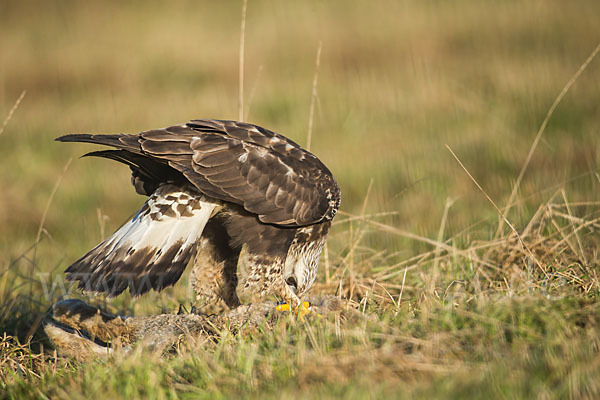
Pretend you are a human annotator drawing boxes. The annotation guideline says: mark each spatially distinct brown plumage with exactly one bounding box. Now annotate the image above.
[57,119,340,307]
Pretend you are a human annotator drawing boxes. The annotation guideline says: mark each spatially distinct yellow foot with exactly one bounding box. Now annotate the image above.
[275,301,321,321]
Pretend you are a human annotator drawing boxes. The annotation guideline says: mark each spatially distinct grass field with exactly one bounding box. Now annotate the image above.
[1,0,600,398]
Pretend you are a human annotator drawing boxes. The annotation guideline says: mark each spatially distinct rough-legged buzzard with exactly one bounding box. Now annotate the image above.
[57,119,340,308]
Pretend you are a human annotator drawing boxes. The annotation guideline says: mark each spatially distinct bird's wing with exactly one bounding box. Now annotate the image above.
[58,119,341,227]
[65,185,219,296]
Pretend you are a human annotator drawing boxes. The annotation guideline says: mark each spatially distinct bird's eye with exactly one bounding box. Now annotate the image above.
[285,276,298,290]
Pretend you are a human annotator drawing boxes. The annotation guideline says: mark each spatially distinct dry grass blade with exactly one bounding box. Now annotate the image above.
[306,40,322,152]
[560,190,587,266]
[35,158,73,246]
[429,197,454,293]
[445,145,545,276]
[338,210,465,259]
[397,268,407,309]
[238,0,248,121]
[338,210,502,277]
[332,211,400,226]
[244,65,263,121]
[0,333,45,382]
[33,158,73,268]
[96,208,108,241]
[546,216,600,255]
[0,90,26,136]
[498,42,600,233]
[549,209,600,230]
[337,210,449,250]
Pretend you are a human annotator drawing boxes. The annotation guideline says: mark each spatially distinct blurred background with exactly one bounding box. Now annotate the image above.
[1,0,599,310]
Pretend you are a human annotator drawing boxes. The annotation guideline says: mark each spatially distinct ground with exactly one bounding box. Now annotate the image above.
[1,1,600,398]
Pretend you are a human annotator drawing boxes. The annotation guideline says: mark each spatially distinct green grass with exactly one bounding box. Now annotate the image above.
[2,0,600,398]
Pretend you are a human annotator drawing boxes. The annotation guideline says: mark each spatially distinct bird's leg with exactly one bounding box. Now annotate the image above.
[191,218,241,312]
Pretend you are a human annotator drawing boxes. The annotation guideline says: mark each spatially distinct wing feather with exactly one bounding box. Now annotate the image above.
[57,119,341,226]
[206,168,244,183]
[141,140,192,155]
[65,185,218,296]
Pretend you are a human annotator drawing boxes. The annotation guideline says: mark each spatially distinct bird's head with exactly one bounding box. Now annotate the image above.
[283,229,327,302]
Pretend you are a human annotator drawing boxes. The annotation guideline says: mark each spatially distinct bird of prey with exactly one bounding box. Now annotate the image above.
[57,119,340,308]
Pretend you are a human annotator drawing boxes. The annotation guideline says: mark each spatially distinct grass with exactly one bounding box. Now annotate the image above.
[1,0,600,398]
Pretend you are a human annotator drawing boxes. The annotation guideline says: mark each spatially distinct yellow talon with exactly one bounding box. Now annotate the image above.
[276,301,321,320]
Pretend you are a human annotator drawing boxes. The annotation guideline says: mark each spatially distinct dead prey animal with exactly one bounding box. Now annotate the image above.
[44,296,356,360]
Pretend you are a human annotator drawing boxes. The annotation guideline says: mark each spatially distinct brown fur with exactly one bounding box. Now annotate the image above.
[45,295,357,360]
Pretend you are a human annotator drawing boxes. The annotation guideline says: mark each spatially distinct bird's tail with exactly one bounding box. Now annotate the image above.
[65,184,218,296]
[57,133,185,195]
[55,133,141,151]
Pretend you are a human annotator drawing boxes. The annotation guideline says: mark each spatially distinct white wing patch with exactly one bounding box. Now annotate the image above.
[66,184,219,296]
[113,185,216,262]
